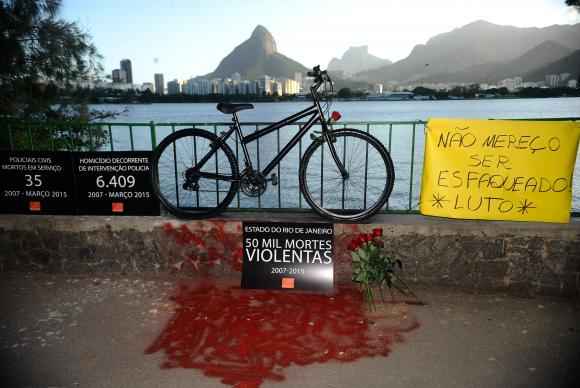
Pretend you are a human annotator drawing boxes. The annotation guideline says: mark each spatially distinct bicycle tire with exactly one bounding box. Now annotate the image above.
[299,128,394,221]
[151,128,239,219]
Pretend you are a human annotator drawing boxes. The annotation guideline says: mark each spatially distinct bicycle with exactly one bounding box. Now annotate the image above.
[151,66,395,221]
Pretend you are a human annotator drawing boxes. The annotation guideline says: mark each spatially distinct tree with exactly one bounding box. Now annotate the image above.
[412,86,435,96]
[0,0,108,150]
[566,0,579,11]
[337,88,353,98]
[1,0,102,117]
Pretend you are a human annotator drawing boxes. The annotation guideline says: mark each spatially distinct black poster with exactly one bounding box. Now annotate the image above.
[241,222,334,291]
[0,151,75,214]
[72,151,159,215]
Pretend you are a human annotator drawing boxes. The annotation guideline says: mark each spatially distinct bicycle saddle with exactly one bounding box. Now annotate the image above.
[216,103,254,114]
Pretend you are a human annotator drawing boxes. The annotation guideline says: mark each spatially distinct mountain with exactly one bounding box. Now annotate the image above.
[207,25,308,80]
[523,50,580,82]
[415,40,574,84]
[357,20,580,84]
[327,46,391,76]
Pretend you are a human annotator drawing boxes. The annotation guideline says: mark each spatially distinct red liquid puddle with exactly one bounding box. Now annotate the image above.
[146,282,419,387]
[163,222,244,272]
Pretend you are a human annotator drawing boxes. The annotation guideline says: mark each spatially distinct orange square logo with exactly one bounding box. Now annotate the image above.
[112,202,124,213]
[29,201,41,211]
[281,277,295,289]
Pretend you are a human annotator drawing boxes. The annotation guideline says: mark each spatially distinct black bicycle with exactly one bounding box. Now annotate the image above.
[151,66,395,221]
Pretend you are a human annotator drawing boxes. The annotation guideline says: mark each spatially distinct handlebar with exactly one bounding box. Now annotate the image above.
[307,65,321,78]
[307,65,330,84]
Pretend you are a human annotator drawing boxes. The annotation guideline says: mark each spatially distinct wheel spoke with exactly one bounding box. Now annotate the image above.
[301,131,393,220]
[152,129,238,218]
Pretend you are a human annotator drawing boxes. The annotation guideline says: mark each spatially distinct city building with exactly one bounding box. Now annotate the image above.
[247,80,258,95]
[282,79,299,95]
[110,82,133,91]
[498,77,522,91]
[158,73,324,97]
[154,73,165,95]
[545,74,560,88]
[112,69,127,83]
[560,73,571,83]
[212,79,224,95]
[259,75,272,95]
[294,72,303,92]
[374,83,383,95]
[237,80,250,95]
[167,79,181,95]
[272,81,283,96]
[568,79,578,88]
[120,59,133,84]
[199,79,212,95]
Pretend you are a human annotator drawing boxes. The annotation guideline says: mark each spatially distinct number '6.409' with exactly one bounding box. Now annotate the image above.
[96,175,135,189]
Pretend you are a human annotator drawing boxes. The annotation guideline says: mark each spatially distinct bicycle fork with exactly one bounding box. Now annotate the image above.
[322,129,349,180]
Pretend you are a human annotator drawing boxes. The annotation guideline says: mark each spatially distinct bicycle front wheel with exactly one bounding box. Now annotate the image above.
[299,129,394,221]
[151,128,239,219]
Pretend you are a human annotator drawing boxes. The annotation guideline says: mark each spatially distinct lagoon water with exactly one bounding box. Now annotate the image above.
[94,97,580,212]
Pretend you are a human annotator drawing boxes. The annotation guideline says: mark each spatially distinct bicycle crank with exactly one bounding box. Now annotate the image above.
[240,169,267,197]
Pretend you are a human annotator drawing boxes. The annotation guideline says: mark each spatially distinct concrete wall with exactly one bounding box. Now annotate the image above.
[0,214,578,297]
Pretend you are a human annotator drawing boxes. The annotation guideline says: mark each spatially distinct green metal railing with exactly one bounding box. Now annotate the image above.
[1,118,579,216]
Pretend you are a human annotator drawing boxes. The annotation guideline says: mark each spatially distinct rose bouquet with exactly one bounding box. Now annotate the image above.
[348,228,414,310]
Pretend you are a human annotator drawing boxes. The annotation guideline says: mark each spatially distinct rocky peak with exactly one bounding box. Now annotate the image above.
[207,25,307,80]
[250,25,277,55]
[342,46,370,58]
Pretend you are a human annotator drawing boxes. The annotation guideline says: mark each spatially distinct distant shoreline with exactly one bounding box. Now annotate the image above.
[85,95,580,105]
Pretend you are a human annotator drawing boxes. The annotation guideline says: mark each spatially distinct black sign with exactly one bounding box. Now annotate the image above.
[241,222,334,291]
[72,151,159,215]
[0,151,75,214]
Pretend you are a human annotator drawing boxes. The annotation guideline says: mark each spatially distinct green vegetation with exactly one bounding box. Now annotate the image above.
[349,228,416,310]
[411,85,580,100]
[566,0,579,11]
[336,88,366,99]
[0,0,108,150]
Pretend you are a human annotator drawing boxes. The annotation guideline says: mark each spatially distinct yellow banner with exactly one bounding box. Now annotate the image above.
[420,118,580,223]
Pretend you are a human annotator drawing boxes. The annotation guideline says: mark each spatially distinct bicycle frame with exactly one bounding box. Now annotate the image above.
[235,104,320,176]
[191,80,348,183]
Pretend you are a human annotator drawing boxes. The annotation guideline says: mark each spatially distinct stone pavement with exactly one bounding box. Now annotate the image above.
[1,273,579,388]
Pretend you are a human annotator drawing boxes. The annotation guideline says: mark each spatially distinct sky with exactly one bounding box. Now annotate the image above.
[60,0,579,85]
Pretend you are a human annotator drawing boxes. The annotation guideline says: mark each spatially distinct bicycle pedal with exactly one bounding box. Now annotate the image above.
[267,173,278,186]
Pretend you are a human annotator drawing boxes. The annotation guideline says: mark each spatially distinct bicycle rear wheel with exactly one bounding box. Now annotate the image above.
[299,128,394,221]
[151,128,239,219]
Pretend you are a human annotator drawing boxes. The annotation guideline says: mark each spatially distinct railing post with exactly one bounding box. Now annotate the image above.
[129,125,135,151]
[408,122,417,212]
[108,124,114,151]
[171,124,179,208]
[298,127,303,208]
[150,121,157,150]
[277,127,281,208]
[256,124,261,209]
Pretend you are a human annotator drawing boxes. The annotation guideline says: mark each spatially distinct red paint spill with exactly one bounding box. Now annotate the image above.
[163,222,243,272]
[146,283,419,387]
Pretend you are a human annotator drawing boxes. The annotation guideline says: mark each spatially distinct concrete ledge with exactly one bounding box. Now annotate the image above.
[0,213,578,297]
